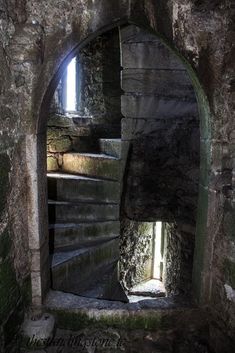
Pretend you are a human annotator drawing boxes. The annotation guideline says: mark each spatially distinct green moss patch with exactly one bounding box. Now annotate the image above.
[49,309,170,331]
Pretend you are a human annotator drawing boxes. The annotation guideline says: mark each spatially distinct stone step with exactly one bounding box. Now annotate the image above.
[45,291,204,331]
[79,261,128,302]
[47,173,121,203]
[49,221,120,250]
[51,239,120,295]
[72,260,118,299]
[62,153,120,180]
[48,200,119,223]
[99,138,122,158]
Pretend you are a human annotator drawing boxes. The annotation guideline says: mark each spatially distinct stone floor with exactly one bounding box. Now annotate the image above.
[19,290,212,353]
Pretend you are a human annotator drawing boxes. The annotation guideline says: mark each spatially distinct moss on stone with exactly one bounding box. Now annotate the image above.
[49,309,166,331]
[48,137,72,153]
[47,156,59,171]
[137,222,154,235]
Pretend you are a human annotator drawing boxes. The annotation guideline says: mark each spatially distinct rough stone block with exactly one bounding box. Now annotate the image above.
[62,153,120,180]
[122,118,166,140]
[121,25,159,43]
[48,201,119,223]
[47,156,59,172]
[47,115,74,128]
[122,69,195,98]
[50,221,120,249]
[121,95,198,119]
[47,173,120,203]
[99,138,122,158]
[122,42,184,70]
[52,239,120,295]
[47,136,72,153]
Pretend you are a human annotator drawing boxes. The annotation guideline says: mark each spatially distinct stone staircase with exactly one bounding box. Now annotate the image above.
[47,139,129,301]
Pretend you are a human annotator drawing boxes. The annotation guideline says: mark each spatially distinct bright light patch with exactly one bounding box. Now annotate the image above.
[66,57,76,111]
[153,222,162,279]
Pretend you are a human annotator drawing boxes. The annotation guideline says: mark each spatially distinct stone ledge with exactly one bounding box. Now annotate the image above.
[44,290,205,331]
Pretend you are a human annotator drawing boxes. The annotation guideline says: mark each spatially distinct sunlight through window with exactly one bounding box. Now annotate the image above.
[66,57,76,111]
[153,222,163,280]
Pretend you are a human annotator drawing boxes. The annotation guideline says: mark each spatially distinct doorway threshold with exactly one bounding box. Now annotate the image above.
[44,290,197,331]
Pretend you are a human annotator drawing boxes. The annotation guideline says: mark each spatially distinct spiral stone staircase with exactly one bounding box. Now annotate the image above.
[47,139,129,301]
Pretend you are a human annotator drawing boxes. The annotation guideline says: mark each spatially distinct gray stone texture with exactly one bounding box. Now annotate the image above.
[120,220,154,290]
[0,1,234,352]
[163,223,195,296]
[120,25,200,225]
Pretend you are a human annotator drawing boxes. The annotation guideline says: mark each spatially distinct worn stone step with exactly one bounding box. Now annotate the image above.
[62,153,120,180]
[99,139,122,158]
[48,200,119,223]
[49,221,120,249]
[72,260,118,299]
[51,239,120,295]
[78,261,128,302]
[47,173,121,203]
[45,291,204,331]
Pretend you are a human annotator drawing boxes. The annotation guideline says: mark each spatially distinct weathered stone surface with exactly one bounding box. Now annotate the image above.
[49,221,120,249]
[41,291,212,353]
[48,201,119,223]
[163,223,195,296]
[47,136,72,153]
[0,153,10,219]
[51,239,120,297]
[99,138,122,158]
[121,26,200,225]
[120,219,154,290]
[47,156,59,172]
[62,153,120,180]
[122,41,184,70]
[122,95,198,119]
[0,1,234,352]
[122,69,195,98]
[47,173,120,203]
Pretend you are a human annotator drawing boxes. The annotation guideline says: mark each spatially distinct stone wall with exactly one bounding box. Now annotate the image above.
[0,1,234,352]
[78,28,122,136]
[120,25,200,224]
[47,29,122,166]
[120,25,198,299]
[163,223,195,296]
[120,220,154,290]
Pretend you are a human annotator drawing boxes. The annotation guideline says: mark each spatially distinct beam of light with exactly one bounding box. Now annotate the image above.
[66,57,76,111]
[153,222,163,280]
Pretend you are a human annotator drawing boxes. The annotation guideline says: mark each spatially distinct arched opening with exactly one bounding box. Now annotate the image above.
[32,20,210,306]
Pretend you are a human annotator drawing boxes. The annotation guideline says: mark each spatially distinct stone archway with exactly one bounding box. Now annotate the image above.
[30,8,211,307]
